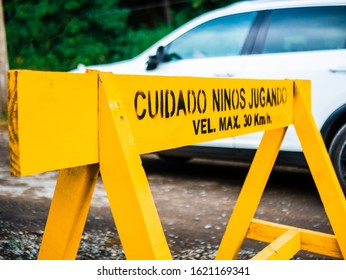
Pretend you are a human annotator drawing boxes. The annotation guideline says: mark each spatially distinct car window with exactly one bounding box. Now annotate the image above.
[167,12,258,59]
[263,6,346,53]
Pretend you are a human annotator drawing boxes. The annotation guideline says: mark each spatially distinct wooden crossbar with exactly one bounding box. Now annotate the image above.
[248,219,342,259]
[251,229,301,260]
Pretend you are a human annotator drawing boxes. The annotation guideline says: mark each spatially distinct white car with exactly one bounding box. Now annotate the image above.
[74,0,346,193]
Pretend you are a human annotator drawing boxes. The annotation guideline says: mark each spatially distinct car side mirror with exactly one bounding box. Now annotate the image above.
[146,46,181,71]
[146,46,166,70]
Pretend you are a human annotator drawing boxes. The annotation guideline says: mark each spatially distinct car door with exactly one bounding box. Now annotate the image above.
[233,5,346,153]
[144,10,261,149]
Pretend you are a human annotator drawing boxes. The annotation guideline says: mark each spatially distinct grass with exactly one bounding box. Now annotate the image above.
[0,112,7,126]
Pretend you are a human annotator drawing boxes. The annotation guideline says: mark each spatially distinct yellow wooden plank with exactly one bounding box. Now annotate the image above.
[293,80,346,259]
[98,72,172,260]
[7,70,99,176]
[38,163,99,260]
[247,219,342,259]
[251,230,301,260]
[215,127,287,260]
[8,70,294,176]
[115,75,294,154]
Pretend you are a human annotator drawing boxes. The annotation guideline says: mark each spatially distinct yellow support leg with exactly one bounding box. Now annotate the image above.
[215,127,287,260]
[294,81,346,259]
[98,73,172,260]
[38,163,99,259]
[252,230,301,260]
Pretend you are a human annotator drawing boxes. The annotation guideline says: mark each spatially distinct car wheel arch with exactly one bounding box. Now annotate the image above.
[320,103,346,149]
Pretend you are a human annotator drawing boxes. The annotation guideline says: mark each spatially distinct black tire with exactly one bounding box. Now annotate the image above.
[329,123,346,195]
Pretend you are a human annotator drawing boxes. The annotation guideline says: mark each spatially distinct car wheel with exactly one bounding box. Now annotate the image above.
[329,123,346,195]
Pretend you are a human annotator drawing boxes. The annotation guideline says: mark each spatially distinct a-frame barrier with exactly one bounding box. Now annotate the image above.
[7,70,346,260]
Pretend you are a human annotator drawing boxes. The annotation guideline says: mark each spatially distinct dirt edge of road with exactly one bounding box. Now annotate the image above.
[0,124,336,260]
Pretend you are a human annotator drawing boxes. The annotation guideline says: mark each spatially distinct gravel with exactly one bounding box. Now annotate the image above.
[0,124,336,260]
[0,220,259,260]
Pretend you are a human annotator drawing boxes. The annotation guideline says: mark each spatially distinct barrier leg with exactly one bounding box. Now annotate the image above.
[98,73,172,260]
[38,163,99,260]
[247,219,342,259]
[294,81,346,258]
[215,127,287,259]
[251,230,301,260]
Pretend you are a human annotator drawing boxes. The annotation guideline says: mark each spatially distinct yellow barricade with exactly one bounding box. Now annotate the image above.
[7,70,346,260]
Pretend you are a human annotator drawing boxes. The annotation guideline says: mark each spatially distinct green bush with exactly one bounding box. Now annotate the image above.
[5,0,129,71]
[121,25,174,60]
[4,0,236,71]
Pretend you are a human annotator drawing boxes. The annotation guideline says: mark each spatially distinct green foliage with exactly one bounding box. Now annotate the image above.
[4,0,237,71]
[192,0,235,10]
[4,0,129,71]
[121,25,174,59]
